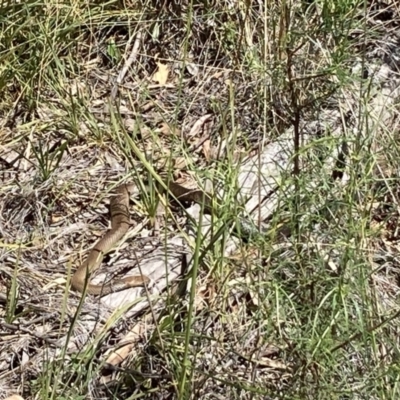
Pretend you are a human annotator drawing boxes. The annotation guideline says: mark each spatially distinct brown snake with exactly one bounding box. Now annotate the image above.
[71,181,214,296]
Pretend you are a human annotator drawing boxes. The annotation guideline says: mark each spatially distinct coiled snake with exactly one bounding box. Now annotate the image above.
[71,181,216,296]
[71,184,147,295]
[71,179,260,296]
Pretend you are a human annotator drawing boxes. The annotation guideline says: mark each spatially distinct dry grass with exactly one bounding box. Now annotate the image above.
[1,0,400,399]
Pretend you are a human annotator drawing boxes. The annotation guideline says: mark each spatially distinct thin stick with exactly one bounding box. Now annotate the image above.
[110,30,143,100]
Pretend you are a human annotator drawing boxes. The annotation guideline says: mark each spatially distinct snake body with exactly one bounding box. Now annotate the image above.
[71,179,258,296]
[71,181,213,296]
[71,184,149,295]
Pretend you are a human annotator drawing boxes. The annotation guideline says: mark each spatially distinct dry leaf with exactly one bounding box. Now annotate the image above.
[157,122,173,135]
[156,122,180,136]
[174,157,188,170]
[211,71,224,79]
[186,62,199,76]
[152,62,170,85]
[202,140,211,161]
[123,118,138,133]
[101,317,151,384]
[187,114,212,138]
[141,101,155,112]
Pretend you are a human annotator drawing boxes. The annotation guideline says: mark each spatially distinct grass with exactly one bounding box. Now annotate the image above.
[1,0,400,399]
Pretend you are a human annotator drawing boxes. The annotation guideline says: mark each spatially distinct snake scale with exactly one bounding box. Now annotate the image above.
[71,181,217,296]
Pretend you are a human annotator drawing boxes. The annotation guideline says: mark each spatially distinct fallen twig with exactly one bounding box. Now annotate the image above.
[110,30,143,100]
